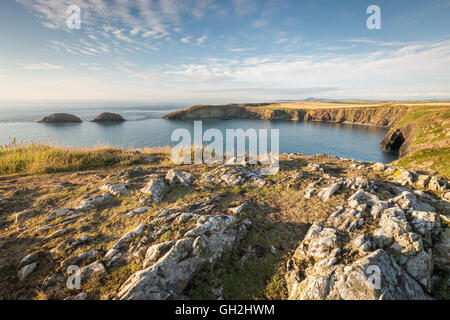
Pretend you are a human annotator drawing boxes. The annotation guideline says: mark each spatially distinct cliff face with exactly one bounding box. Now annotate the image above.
[164,104,407,127]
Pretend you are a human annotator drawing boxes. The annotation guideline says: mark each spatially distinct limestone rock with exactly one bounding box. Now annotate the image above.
[46,208,74,222]
[60,250,99,269]
[317,183,341,201]
[20,250,42,267]
[18,263,37,281]
[76,193,113,211]
[127,207,149,218]
[74,261,106,285]
[140,179,167,204]
[166,169,196,186]
[117,215,249,300]
[100,182,129,196]
[433,227,450,272]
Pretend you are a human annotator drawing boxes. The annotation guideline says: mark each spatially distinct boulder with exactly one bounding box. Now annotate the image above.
[140,179,167,204]
[100,182,129,196]
[76,193,113,211]
[166,169,196,186]
[18,263,37,281]
[38,113,82,123]
[317,183,341,201]
[74,261,106,285]
[91,112,126,122]
[117,215,250,300]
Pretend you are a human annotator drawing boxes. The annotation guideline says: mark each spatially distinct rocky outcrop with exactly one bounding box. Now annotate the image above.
[38,113,82,123]
[380,121,418,156]
[285,174,448,300]
[91,112,126,122]
[117,214,250,300]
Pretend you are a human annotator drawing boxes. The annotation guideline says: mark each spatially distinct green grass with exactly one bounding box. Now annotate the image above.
[0,142,145,175]
[396,147,450,177]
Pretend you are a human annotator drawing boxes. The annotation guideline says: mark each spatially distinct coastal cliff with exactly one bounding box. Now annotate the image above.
[164,104,407,126]
[164,103,450,176]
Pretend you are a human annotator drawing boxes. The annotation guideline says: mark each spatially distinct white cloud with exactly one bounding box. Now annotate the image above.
[167,40,450,99]
[112,29,135,43]
[181,36,192,44]
[17,62,63,70]
[197,34,208,44]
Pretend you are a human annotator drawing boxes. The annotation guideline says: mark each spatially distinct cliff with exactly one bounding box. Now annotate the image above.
[164,104,407,125]
[164,103,450,176]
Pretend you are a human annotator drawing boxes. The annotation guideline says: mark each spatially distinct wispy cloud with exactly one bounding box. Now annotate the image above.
[17,62,63,70]
[197,34,208,44]
[181,36,192,44]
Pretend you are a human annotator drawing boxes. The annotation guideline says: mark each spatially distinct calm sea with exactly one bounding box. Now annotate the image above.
[0,104,398,163]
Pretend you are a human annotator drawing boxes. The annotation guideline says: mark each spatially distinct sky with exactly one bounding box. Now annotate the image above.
[0,0,449,105]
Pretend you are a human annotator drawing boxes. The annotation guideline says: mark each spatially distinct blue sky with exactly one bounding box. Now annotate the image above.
[0,0,449,104]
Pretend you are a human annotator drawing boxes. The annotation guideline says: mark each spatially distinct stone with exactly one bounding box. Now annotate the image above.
[393,169,415,186]
[74,261,106,285]
[60,250,99,269]
[428,177,447,192]
[42,274,64,289]
[140,179,167,204]
[100,182,129,196]
[46,208,74,222]
[405,251,433,291]
[112,224,146,250]
[18,263,37,281]
[228,203,247,215]
[117,216,249,300]
[76,193,113,211]
[143,241,177,268]
[44,229,68,241]
[433,227,450,272]
[416,175,431,189]
[410,211,441,243]
[127,207,150,218]
[294,223,338,262]
[20,250,42,267]
[372,162,386,171]
[317,183,341,201]
[15,210,38,223]
[166,169,196,186]
[65,292,88,300]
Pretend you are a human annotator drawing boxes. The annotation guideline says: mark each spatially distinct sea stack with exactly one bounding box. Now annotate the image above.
[38,113,82,123]
[91,112,126,123]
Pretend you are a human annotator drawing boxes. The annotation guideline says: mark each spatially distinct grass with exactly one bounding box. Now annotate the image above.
[0,141,170,175]
[396,147,450,177]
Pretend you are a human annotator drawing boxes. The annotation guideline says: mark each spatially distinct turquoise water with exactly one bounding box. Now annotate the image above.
[0,105,398,163]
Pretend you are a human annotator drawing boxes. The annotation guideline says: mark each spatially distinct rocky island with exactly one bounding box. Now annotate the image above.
[38,113,82,124]
[91,113,126,123]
